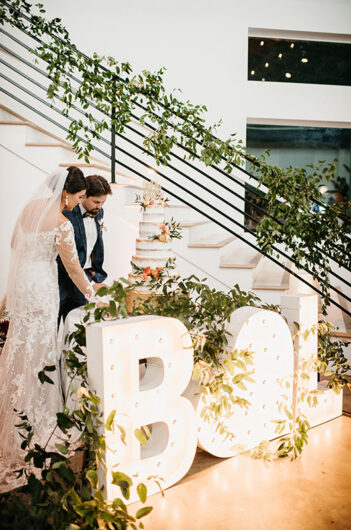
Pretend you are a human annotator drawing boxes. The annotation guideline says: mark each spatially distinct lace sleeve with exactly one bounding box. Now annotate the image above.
[55,220,96,303]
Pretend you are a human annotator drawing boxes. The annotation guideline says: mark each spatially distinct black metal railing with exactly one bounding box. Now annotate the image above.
[1,14,350,259]
[0,8,350,319]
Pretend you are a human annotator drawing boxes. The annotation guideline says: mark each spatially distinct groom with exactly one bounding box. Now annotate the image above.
[58,174,112,322]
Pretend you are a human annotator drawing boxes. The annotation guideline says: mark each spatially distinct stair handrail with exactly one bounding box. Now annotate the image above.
[0,0,349,226]
[0,29,349,274]
[1,2,350,317]
[1,74,350,318]
[1,35,349,282]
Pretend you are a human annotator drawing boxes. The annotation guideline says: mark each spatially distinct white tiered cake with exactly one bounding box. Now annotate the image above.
[128,182,175,292]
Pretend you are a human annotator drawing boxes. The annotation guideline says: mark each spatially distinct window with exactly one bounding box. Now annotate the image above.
[244,124,351,228]
[248,37,351,86]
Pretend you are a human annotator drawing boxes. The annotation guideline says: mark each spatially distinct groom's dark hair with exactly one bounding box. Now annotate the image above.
[86,175,112,197]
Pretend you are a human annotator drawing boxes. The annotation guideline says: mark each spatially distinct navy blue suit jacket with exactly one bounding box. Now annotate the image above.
[57,205,107,320]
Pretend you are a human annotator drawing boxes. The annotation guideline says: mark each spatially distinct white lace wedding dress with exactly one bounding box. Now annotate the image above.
[0,220,95,494]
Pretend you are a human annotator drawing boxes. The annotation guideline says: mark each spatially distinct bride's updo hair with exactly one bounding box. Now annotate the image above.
[63,166,87,193]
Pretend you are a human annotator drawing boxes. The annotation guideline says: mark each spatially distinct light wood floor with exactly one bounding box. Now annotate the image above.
[131,415,351,530]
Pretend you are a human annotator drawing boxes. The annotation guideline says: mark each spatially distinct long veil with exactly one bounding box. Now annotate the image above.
[0,167,69,493]
[6,168,68,316]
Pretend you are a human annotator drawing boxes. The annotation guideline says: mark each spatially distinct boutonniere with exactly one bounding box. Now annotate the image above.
[98,219,106,233]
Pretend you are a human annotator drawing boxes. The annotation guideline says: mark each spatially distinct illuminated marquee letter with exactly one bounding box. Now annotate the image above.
[86,315,197,503]
[281,294,342,426]
[184,306,295,457]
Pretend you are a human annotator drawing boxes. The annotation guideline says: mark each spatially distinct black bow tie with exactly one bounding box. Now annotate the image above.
[83,212,96,218]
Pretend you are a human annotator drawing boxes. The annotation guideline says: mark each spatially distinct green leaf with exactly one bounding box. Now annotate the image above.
[118,424,127,445]
[134,428,148,446]
[86,469,98,488]
[112,471,133,488]
[136,506,153,519]
[55,443,68,455]
[38,370,55,385]
[105,409,116,431]
[56,412,74,432]
[137,482,147,503]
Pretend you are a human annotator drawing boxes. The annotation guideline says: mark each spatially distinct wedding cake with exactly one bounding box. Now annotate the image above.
[128,181,179,294]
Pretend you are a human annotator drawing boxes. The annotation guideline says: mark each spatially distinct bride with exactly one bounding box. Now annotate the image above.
[0,167,101,493]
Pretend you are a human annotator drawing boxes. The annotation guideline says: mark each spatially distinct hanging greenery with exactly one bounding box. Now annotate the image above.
[1,0,350,314]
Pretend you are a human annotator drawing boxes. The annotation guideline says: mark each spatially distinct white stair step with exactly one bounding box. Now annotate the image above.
[165,204,205,224]
[188,221,232,244]
[59,163,140,185]
[179,220,208,228]
[25,142,73,149]
[0,120,30,125]
[220,239,262,269]
[188,235,235,249]
[252,256,291,290]
[0,108,22,121]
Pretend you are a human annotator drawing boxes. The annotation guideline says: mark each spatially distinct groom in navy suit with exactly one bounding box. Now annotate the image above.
[58,174,112,322]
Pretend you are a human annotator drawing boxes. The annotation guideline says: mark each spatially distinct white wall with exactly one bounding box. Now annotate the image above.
[40,0,351,142]
[1,0,351,300]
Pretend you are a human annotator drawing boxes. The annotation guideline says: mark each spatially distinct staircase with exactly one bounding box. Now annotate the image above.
[0,3,350,357]
[1,104,350,342]
[0,105,289,297]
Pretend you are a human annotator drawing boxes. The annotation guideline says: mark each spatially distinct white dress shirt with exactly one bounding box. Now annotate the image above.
[79,204,98,269]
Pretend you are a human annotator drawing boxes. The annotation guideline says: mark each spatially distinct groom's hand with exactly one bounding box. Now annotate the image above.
[93,282,108,292]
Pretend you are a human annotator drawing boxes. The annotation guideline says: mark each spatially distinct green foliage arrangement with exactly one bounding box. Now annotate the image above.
[126,272,350,459]
[1,0,350,315]
[0,288,153,529]
[1,273,349,526]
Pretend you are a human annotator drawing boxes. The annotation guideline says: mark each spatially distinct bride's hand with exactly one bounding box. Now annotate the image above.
[96,301,109,308]
[93,282,109,292]
[96,301,111,318]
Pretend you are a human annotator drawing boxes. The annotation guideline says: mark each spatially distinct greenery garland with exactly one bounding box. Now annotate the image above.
[1,273,349,525]
[1,0,350,314]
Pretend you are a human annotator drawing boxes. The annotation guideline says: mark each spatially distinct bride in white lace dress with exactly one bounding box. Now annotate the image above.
[0,168,100,493]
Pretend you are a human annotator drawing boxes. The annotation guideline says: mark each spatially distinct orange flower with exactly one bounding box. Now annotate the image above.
[151,269,159,279]
[144,266,152,275]
[142,273,148,281]
[158,234,167,243]
[160,224,166,231]
[149,199,154,205]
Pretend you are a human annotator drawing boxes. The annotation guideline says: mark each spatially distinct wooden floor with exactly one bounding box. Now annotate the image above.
[131,414,351,530]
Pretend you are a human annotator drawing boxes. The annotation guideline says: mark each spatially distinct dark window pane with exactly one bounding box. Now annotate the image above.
[244,124,351,228]
[248,37,351,86]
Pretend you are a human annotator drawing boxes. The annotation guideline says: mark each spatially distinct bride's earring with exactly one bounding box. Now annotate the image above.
[65,194,68,207]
